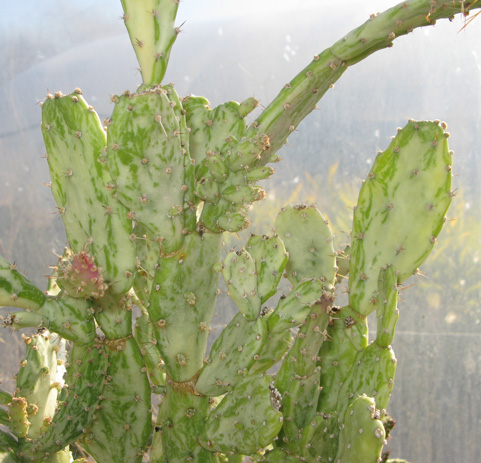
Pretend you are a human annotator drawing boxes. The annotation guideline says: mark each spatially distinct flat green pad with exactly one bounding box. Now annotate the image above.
[275,204,336,286]
[222,248,261,320]
[81,337,152,463]
[0,430,20,462]
[41,91,136,295]
[349,120,452,316]
[334,395,386,463]
[249,328,293,374]
[267,278,327,333]
[246,234,288,304]
[120,0,180,86]
[201,374,283,455]
[154,383,217,463]
[148,232,223,382]
[0,256,45,310]
[134,310,166,392]
[23,341,109,457]
[13,332,60,439]
[262,448,303,462]
[107,87,187,253]
[196,312,267,396]
[375,265,399,348]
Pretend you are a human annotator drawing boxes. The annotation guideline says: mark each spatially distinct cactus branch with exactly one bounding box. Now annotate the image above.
[244,0,479,160]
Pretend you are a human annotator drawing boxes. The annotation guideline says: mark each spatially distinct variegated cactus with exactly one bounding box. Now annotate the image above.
[0,1,475,462]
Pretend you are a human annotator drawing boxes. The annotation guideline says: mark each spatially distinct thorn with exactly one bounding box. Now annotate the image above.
[175,20,187,34]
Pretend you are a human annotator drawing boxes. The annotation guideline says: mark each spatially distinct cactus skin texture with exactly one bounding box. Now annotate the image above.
[1,1,475,462]
[349,120,452,316]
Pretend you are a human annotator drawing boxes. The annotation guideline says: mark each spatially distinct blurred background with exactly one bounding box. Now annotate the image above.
[0,1,480,461]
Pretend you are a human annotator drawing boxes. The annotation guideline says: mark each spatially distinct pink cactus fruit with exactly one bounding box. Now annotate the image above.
[55,249,108,298]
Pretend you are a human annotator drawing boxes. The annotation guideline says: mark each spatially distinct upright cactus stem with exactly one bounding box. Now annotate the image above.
[1,1,476,462]
[121,0,180,86]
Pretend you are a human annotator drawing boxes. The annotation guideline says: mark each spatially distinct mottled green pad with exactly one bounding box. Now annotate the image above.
[304,306,368,459]
[275,371,322,456]
[375,266,399,348]
[226,132,272,172]
[201,200,250,233]
[181,95,265,233]
[246,234,288,304]
[93,294,133,340]
[306,341,395,461]
[165,83,197,233]
[222,248,261,320]
[201,374,283,455]
[337,341,397,416]
[107,87,186,253]
[281,293,332,378]
[334,395,386,463]
[182,97,252,167]
[196,312,267,396]
[267,278,327,333]
[249,328,293,374]
[275,204,336,286]
[23,342,108,458]
[317,306,368,411]
[154,382,217,463]
[274,293,332,452]
[246,166,275,182]
[221,184,265,205]
[40,295,96,344]
[349,120,452,316]
[81,336,152,463]
[7,397,29,439]
[132,222,159,306]
[121,0,179,85]
[0,256,45,310]
[148,232,223,382]
[7,295,95,345]
[14,332,61,439]
[42,91,135,295]
[0,430,19,462]
[134,310,166,392]
[262,448,303,462]
[195,174,221,204]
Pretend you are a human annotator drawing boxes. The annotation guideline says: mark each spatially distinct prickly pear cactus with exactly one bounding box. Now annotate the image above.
[0,1,474,462]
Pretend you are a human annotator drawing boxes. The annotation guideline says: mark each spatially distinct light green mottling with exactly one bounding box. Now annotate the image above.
[196,312,267,396]
[0,256,45,310]
[41,92,135,295]
[349,121,452,316]
[201,374,283,455]
[222,248,261,321]
[334,395,385,463]
[107,87,186,253]
[121,0,180,86]
[81,336,151,463]
[275,204,336,286]
[148,231,223,382]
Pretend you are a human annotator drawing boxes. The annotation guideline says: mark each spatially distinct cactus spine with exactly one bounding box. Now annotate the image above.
[1,1,475,462]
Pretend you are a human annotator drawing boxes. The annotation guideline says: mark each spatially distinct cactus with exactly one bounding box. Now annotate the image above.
[0,1,476,462]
